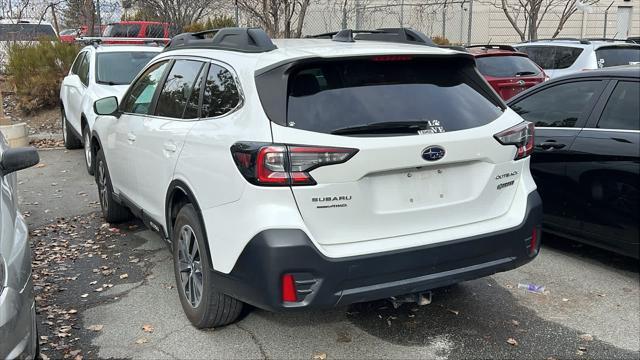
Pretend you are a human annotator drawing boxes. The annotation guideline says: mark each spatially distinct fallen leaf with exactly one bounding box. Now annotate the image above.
[119,273,129,279]
[142,324,154,333]
[135,337,148,344]
[312,352,327,360]
[507,338,518,346]
[86,324,104,332]
[511,320,520,326]
[447,309,459,315]
[80,293,88,298]
[35,163,46,168]
[562,298,569,302]
[68,309,78,314]
[579,334,593,342]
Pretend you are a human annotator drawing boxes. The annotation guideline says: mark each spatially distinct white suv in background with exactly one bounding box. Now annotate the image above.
[59,44,162,174]
[90,28,542,328]
[0,19,57,72]
[515,38,640,78]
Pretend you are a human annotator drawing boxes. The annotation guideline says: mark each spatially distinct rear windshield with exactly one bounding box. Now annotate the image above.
[596,46,640,67]
[476,55,541,77]
[103,24,141,37]
[0,23,56,41]
[516,46,583,69]
[286,57,504,135]
[96,52,158,85]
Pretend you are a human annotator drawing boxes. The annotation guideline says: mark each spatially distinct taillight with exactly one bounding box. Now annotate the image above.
[231,142,358,186]
[494,121,535,160]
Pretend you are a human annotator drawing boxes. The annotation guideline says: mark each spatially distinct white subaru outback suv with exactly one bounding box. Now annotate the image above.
[60,44,162,174]
[90,28,542,328]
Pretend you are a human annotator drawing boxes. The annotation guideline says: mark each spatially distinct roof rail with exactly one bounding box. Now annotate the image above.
[164,27,277,53]
[585,37,636,43]
[526,38,591,45]
[306,28,436,47]
[466,44,517,52]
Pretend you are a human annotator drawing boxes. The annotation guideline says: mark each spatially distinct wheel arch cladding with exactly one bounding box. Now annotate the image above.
[90,132,102,162]
[165,180,215,270]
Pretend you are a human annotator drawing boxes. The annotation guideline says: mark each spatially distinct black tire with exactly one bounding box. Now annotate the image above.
[172,204,243,328]
[95,149,132,223]
[61,107,82,149]
[82,125,94,175]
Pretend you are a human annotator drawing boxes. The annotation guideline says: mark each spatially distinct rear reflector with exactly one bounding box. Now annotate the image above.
[282,274,298,302]
[494,121,535,160]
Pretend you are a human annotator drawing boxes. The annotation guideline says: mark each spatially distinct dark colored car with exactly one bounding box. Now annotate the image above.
[508,65,639,258]
[467,44,547,100]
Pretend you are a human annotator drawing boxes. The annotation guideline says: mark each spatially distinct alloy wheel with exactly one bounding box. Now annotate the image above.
[62,112,67,143]
[177,225,203,308]
[97,160,108,213]
[84,131,92,168]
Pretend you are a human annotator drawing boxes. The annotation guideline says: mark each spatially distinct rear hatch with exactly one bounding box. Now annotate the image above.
[476,54,546,100]
[255,55,523,246]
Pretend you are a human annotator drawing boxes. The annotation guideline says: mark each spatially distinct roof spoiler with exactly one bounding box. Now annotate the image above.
[306,28,436,47]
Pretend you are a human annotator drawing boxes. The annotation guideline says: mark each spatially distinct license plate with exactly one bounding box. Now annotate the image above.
[404,168,446,206]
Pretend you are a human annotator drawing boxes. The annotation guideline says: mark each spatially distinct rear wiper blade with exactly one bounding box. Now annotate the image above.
[515,71,536,76]
[331,121,431,135]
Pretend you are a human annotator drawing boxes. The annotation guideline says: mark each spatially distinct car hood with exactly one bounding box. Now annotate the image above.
[92,84,130,102]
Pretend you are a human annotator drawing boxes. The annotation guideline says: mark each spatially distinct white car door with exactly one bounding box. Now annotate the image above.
[131,59,205,223]
[64,51,91,135]
[107,60,170,199]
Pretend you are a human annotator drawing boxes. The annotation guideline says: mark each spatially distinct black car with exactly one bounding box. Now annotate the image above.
[508,65,639,258]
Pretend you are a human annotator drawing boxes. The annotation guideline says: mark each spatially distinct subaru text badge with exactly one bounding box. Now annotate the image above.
[422,146,446,161]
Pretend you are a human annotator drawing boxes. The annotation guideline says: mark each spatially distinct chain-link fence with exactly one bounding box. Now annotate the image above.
[236,0,640,44]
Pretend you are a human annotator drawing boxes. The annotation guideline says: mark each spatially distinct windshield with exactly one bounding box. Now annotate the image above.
[0,23,56,41]
[476,55,541,77]
[103,24,141,37]
[59,29,77,36]
[596,46,640,67]
[95,52,158,85]
[286,57,504,136]
[516,45,583,69]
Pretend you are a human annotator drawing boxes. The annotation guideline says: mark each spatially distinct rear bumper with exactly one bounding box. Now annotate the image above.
[213,191,542,311]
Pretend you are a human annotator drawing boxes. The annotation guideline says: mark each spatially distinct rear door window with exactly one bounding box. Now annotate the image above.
[155,60,204,118]
[597,81,640,130]
[596,47,640,67]
[510,81,604,127]
[516,46,583,69]
[285,57,503,135]
[476,55,541,77]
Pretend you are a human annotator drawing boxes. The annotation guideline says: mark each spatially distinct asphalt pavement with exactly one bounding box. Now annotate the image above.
[19,149,640,359]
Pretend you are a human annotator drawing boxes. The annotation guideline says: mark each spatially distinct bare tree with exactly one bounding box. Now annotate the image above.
[130,0,229,29]
[485,0,599,41]
[236,0,313,38]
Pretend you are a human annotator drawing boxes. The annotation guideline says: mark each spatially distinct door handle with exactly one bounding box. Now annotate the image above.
[537,140,566,150]
[163,142,177,152]
[127,133,136,143]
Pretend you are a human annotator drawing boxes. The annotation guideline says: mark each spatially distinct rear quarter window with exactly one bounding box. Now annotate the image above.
[281,57,504,136]
[516,46,583,69]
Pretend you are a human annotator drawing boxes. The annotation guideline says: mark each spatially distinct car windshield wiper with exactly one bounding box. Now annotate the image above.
[331,121,431,135]
[515,71,536,76]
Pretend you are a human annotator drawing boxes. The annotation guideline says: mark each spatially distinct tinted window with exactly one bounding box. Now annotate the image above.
[122,61,168,114]
[598,81,640,130]
[476,55,541,77]
[145,24,165,38]
[286,58,503,135]
[103,24,141,37]
[96,52,158,85]
[183,65,206,119]
[78,53,90,86]
[201,64,241,118]
[596,47,640,68]
[0,23,56,41]
[517,46,583,69]
[511,81,602,127]
[71,52,86,75]
[155,60,204,118]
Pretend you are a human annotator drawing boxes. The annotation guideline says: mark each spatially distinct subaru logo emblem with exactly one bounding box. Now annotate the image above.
[422,146,446,161]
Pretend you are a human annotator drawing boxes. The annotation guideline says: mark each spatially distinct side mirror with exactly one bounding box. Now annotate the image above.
[0,147,40,176]
[94,96,120,116]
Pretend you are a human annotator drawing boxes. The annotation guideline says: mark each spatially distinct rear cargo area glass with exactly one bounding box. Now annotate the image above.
[286,58,503,135]
[596,47,640,67]
[516,46,583,69]
[476,56,541,77]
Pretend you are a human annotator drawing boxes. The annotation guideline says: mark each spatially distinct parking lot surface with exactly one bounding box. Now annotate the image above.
[19,149,640,359]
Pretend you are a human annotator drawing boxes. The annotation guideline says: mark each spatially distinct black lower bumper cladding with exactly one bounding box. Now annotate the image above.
[211,191,543,311]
